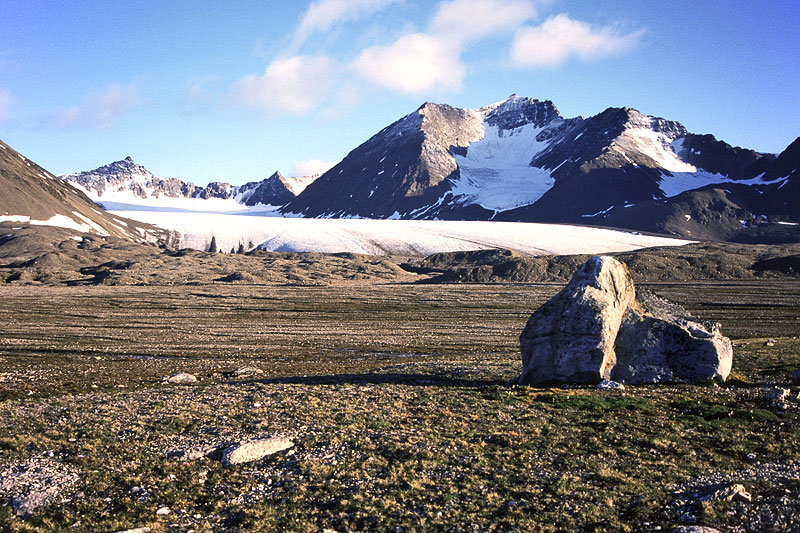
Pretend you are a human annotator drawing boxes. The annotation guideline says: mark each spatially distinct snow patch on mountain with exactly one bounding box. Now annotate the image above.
[615,127,695,173]
[658,170,787,198]
[450,122,555,211]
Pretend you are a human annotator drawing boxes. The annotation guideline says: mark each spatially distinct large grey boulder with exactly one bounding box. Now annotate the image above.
[519,256,732,385]
[519,256,635,385]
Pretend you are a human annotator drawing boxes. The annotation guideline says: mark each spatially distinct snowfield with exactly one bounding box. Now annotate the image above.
[107,207,691,257]
[451,123,555,212]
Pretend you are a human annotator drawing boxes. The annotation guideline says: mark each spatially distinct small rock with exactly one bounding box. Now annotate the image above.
[765,339,776,347]
[222,437,294,467]
[234,366,263,377]
[165,373,197,384]
[746,452,757,462]
[672,527,722,533]
[597,379,625,391]
[791,368,800,385]
[127,486,149,501]
[699,483,751,503]
[114,528,152,533]
[766,387,789,403]
[155,506,171,516]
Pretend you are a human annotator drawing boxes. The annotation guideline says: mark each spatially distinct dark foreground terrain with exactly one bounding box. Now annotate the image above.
[1,277,799,532]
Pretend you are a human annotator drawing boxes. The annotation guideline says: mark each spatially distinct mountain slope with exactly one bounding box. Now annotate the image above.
[0,139,162,243]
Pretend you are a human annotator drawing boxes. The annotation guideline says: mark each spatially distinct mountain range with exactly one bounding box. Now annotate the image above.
[4,94,798,247]
[284,95,799,241]
[61,157,319,208]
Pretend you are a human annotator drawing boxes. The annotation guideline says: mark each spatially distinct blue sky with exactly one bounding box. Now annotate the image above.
[1,0,798,185]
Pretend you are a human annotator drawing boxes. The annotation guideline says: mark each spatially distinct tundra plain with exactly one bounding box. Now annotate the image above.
[1,258,799,532]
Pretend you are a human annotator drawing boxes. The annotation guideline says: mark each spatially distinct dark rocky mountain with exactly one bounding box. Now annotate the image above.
[61,158,318,207]
[283,95,799,242]
[0,138,163,243]
[237,172,295,206]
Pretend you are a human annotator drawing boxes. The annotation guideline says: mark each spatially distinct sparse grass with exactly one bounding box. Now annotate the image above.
[0,280,799,531]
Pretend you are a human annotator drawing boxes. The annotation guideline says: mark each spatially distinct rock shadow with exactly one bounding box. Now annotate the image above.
[242,372,503,388]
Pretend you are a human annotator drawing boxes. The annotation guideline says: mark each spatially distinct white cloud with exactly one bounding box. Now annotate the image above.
[430,0,537,44]
[230,55,336,115]
[291,159,335,177]
[0,88,14,124]
[44,83,140,129]
[510,13,643,67]
[352,0,538,95]
[49,106,82,128]
[290,0,400,51]
[353,33,465,94]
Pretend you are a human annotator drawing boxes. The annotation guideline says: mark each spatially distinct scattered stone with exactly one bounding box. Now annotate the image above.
[155,506,171,516]
[597,379,625,391]
[699,483,752,503]
[221,437,294,467]
[165,373,197,384]
[518,256,733,385]
[766,387,789,403]
[234,366,264,377]
[0,457,80,517]
[127,486,150,501]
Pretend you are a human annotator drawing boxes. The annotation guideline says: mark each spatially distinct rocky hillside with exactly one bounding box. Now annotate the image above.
[0,138,163,243]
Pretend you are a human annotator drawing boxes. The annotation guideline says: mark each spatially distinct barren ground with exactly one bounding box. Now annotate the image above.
[1,278,799,532]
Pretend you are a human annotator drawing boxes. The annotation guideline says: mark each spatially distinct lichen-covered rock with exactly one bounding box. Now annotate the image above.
[612,291,732,384]
[519,256,732,385]
[519,256,635,385]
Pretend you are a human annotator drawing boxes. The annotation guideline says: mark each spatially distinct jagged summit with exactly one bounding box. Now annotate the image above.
[479,95,563,130]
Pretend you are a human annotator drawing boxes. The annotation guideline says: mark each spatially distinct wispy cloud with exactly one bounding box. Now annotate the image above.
[510,14,644,68]
[178,75,219,116]
[289,0,400,52]
[229,55,336,115]
[0,87,14,124]
[430,0,538,44]
[353,34,464,94]
[291,158,335,177]
[44,83,140,129]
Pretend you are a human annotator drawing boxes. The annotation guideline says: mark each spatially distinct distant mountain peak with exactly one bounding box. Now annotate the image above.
[481,96,562,130]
